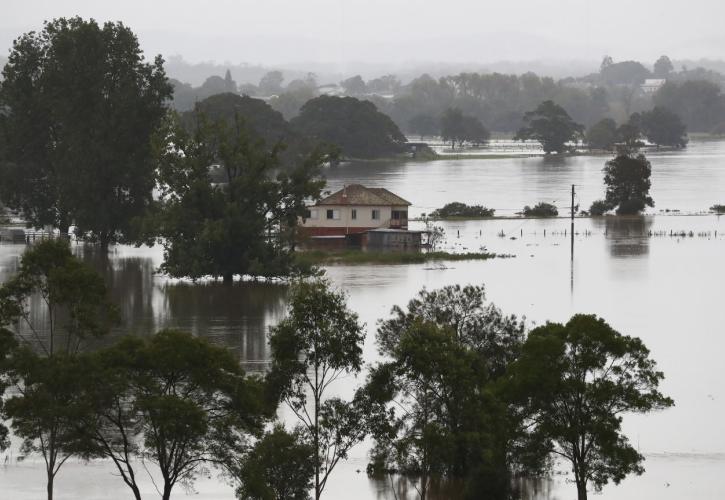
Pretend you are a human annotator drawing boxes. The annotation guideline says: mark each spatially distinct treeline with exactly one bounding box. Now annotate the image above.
[0,241,673,500]
[170,55,725,137]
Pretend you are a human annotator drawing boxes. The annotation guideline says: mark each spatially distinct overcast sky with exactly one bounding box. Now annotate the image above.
[2,0,725,67]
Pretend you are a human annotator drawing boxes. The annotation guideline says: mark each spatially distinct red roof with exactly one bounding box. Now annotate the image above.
[316,184,411,206]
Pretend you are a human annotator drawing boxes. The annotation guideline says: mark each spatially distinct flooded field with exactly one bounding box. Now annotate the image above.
[1,139,724,499]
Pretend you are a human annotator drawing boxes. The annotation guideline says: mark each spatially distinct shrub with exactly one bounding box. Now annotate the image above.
[589,200,611,216]
[431,202,495,218]
[523,202,558,217]
[710,204,725,213]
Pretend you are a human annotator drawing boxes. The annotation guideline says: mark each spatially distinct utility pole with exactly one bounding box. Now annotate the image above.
[570,184,575,261]
[570,184,575,295]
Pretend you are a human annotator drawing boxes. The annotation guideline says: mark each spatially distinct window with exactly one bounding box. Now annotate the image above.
[372,209,380,220]
[305,209,318,220]
[351,209,357,220]
[392,211,400,220]
[326,209,340,220]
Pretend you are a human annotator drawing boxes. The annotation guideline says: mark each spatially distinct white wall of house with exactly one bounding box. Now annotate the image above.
[302,205,407,229]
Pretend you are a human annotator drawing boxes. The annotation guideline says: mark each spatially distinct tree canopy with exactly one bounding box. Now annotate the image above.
[507,315,673,500]
[269,279,367,499]
[514,101,584,153]
[603,153,654,215]
[586,118,618,151]
[147,113,327,283]
[0,17,172,246]
[291,95,407,159]
[640,107,688,148]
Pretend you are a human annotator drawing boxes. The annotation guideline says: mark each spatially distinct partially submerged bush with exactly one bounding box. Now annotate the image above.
[431,202,495,218]
[616,198,648,215]
[589,200,611,216]
[710,204,725,214]
[523,202,558,217]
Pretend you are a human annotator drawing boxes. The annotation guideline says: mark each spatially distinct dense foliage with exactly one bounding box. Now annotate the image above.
[146,113,327,282]
[515,101,584,153]
[507,315,674,500]
[0,17,172,247]
[603,153,654,215]
[440,108,491,148]
[522,203,558,217]
[366,285,527,499]
[430,202,495,218]
[291,95,407,159]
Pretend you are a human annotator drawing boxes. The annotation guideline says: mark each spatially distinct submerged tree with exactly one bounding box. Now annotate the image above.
[0,17,172,247]
[515,100,584,154]
[367,285,527,498]
[586,118,618,151]
[507,315,673,500]
[148,112,327,283]
[603,153,654,215]
[269,279,367,499]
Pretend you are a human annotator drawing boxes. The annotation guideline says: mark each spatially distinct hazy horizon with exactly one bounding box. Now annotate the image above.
[2,0,724,73]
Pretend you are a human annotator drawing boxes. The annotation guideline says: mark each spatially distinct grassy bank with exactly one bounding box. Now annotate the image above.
[296,250,508,266]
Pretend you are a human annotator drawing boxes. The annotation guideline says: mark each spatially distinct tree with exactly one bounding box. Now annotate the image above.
[514,101,584,154]
[653,80,725,133]
[639,107,688,148]
[4,350,94,500]
[599,60,651,86]
[0,240,118,500]
[0,329,17,452]
[269,279,367,499]
[340,75,367,95]
[149,112,327,283]
[407,114,439,139]
[0,17,172,247]
[224,69,238,92]
[181,93,310,166]
[603,153,654,214]
[507,315,674,500]
[461,115,490,146]
[440,108,466,148]
[291,95,407,159]
[523,202,558,217]
[586,118,618,151]
[236,425,314,500]
[653,56,674,78]
[80,331,270,500]
[367,285,526,499]
[615,114,644,154]
[259,70,284,96]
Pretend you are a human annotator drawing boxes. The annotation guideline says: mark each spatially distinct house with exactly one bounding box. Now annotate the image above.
[300,184,411,237]
[641,79,666,94]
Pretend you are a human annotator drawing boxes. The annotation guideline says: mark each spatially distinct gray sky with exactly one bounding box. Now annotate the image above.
[2,0,725,68]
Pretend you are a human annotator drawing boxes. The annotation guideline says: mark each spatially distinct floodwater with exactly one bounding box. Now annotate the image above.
[1,139,725,499]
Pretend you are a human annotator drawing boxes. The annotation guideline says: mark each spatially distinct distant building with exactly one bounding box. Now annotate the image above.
[641,79,666,94]
[300,184,411,237]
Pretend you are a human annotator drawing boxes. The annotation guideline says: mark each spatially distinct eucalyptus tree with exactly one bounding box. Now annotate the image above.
[507,315,673,500]
[269,279,367,499]
[0,17,171,247]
